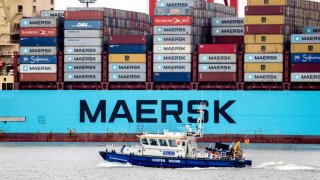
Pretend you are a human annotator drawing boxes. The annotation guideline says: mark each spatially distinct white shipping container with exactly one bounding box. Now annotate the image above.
[109,63,146,73]
[153,54,192,63]
[291,73,320,82]
[64,30,103,38]
[64,47,102,55]
[64,73,101,82]
[244,54,284,63]
[153,26,193,35]
[64,38,103,47]
[199,64,237,72]
[64,63,101,73]
[20,18,58,28]
[20,47,57,56]
[212,18,244,27]
[20,64,57,73]
[153,45,193,54]
[291,34,320,44]
[64,55,102,63]
[40,10,65,18]
[153,35,193,45]
[244,73,283,82]
[153,63,191,72]
[211,27,244,36]
[109,73,146,82]
[199,54,237,63]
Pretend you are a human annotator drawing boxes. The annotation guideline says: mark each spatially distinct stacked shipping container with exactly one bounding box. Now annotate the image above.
[19,18,59,82]
[211,17,244,44]
[244,0,285,82]
[63,11,104,82]
[108,35,148,82]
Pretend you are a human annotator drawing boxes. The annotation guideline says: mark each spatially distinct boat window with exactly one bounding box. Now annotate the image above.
[168,140,177,147]
[149,139,158,146]
[159,139,168,146]
[141,138,149,145]
[182,141,186,146]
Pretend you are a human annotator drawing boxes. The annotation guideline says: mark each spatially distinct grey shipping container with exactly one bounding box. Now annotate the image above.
[20,18,58,28]
[153,26,193,35]
[199,54,237,63]
[244,54,284,63]
[212,27,244,36]
[20,64,57,73]
[40,10,65,18]
[64,47,102,55]
[64,38,103,47]
[109,73,146,82]
[153,45,194,54]
[244,73,283,82]
[156,0,194,8]
[64,55,102,63]
[109,63,146,73]
[20,47,57,56]
[64,63,101,73]
[64,30,103,38]
[199,64,237,73]
[212,18,244,27]
[291,73,320,82]
[153,35,193,45]
[154,7,194,16]
[64,73,101,82]
[291,34,320,44]
[153,63,191,72]
[153,54,192,63]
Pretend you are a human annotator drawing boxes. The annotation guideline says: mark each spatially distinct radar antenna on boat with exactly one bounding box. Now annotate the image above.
[194,102,206,138]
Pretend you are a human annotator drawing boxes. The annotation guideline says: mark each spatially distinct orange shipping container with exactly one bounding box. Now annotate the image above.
[245,16,285,25]
[245,44,284,53]
[244,63,283,73]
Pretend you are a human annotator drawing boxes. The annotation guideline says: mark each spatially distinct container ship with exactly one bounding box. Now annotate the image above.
[0,0,320,144]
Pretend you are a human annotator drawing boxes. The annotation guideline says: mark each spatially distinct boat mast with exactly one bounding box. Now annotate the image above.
[195,102,206,138]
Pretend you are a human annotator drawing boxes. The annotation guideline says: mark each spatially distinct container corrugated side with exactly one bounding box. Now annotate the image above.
[153,16,193,26]
[291,34,320,44]
[245,6,285,15]
[20,37,58,46]
[199,54,237,63]
[153,72,191,82]
[154,7,193,16]
[153,35,193,45]
[108,45,148,54]
[64,30,103,38]
[41,10,65,18]
[199,72,236,82]
[64,11,104,20]
[153,45,193,54]
[19,56,57,64]
[109,63,146,73]
[198,44,237,54]
[211,27,244,36]
[64,63,101,73]
[109,35,147,44]
[64,21,103,30]
[247,0,287,6]
[244,15,285,25]
[291,64,320,72]
[291,44,320,53]
[20,47,57,56]
[153,63,191,72]
[245,44,284,54]
[156,1,194,8]
[245,25,284,34]
[20,73,57,82]
[153,26,193,35]
[20,64,57,73]
[303,27,320,34]
[212,36,244,44]
[64,55,102,63]
[64,73,101,82]
[64,47,102,55]
[108,54,146,63]
[291,73,320,82]
[20,18,58,28]
[245,35,284,44]
[291,54,320,63]
[199,64,237,72]
[153,54,192,63]
[244,73,283,82]
[244,54,283,63]
[20,28,58,37]
[211,18,244,27]
[64,38,103,47]
[109,73,146,82]
[244,63,283,73]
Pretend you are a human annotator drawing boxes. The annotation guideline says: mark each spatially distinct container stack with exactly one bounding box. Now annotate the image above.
[244,0,285,83]
[290,32,320,82]
[108,35,148,82]
[63,11,104,82]
[19,18,59,82]
[211,18,244,44]
[198,44,237,82]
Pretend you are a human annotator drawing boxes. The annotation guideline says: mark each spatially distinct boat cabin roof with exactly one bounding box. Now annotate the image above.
[139,132,186,139]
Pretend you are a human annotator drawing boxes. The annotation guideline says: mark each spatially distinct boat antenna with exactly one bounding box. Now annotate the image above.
[78,0,97,8]
[195,102,206,138]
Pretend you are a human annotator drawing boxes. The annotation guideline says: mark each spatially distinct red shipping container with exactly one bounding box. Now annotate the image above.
[198,44,238,54]
[291,63,320,73]
[245,6,285,15]
[109,35,147,44]
[153,16,193,26]
[245,25,284,34]
[20,73,57,82]
[198,72,237,82]
[212,36,244,44]
[64,11,104,20]
[20,28,58,37]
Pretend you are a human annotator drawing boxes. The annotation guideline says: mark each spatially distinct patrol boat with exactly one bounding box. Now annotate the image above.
[99,103,252,168]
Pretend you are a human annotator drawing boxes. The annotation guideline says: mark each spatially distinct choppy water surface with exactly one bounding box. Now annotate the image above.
[1,143,320,180]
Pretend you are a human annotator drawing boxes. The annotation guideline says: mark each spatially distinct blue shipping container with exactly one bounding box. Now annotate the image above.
[302,26,320,34]
[153,72,191,82]
[19,55,57,64]
[291,54,320,63]
[20,37,58,46]
[64,20,103,30]
[108,45,148,54]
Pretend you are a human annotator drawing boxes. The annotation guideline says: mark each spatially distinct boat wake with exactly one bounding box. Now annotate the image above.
[255,161,320,171]
[97,162,132,168]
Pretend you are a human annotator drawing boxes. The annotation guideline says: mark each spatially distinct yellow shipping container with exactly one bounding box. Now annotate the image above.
[245,35,284,44]
[244,16,285,25]
[244,63,283,73]
[108,54,146,63]
[247,0,287,6]
[291,44,320,53]
[245,44,284,53]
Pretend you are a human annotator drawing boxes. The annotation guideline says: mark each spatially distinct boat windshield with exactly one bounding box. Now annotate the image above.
[159,139,168,146]
[168,139,177,147]
[149,139,158,146]
[141,138,149,145]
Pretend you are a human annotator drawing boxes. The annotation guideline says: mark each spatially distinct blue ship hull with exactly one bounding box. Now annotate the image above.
[99,151,252,168]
